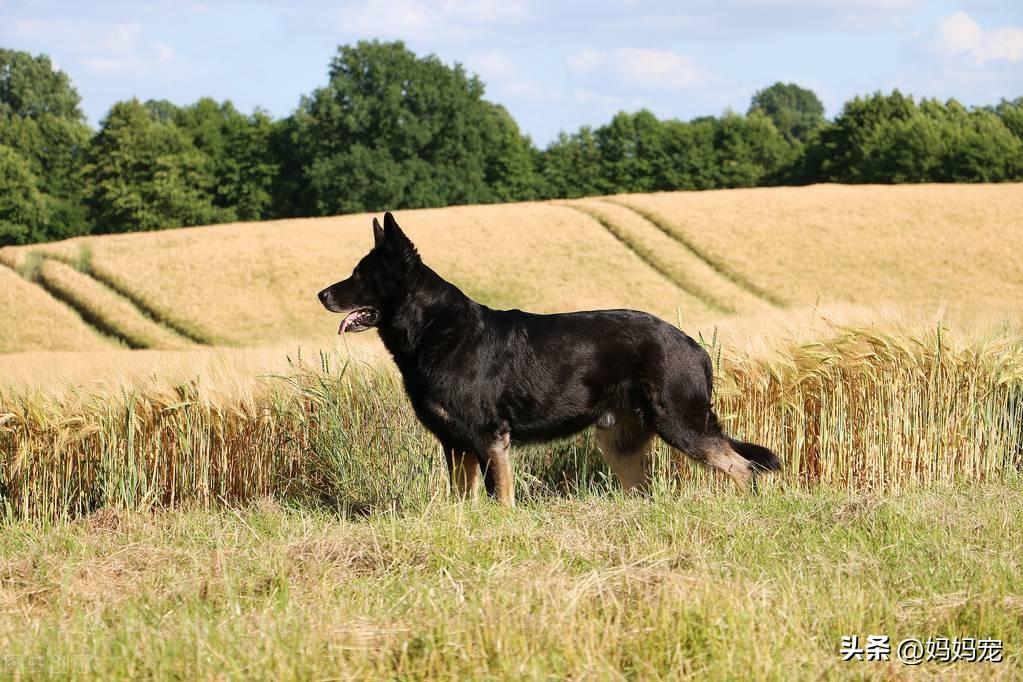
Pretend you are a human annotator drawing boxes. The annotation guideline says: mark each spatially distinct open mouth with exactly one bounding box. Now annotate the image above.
[338,307,380,334]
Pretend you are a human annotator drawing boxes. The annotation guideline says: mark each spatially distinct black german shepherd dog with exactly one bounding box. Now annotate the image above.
[318,213,780,505]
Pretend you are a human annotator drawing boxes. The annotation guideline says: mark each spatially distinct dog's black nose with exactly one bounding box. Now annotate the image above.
[318,289,329,303]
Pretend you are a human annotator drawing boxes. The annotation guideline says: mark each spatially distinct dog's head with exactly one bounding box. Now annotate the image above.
[317,212,421,334]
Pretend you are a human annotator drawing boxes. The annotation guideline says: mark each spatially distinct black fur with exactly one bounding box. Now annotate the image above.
[729,438,783,472]
[318,212,781,497]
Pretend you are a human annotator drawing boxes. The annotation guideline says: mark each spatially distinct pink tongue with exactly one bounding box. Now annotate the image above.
[339,311,360,334]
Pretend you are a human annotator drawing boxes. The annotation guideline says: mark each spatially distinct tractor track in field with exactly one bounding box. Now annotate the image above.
[71,259,215,346]
[557,201,732,314]
[0,258,134,348]
[0,253,210,349]
[599,197,786,308]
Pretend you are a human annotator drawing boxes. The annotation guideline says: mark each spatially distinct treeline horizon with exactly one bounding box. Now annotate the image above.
[2,40,1022,246]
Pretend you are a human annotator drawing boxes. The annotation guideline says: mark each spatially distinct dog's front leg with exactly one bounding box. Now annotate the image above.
[443,445,481,500]
[481,430,514,506]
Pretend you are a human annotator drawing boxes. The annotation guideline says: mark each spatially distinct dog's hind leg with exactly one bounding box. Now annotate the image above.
[480,430,514,506]
[595,411,654,493]
[443,445,481,500]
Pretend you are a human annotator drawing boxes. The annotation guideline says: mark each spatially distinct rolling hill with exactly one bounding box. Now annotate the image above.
[1,183,1021,354]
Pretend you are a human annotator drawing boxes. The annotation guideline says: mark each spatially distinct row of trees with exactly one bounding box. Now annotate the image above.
[2,43,1022,246]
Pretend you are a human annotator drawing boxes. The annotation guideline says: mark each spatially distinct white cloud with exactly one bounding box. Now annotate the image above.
[466,49,543,98]
[573,87,630,108]
[568,47,704,91]
[732,0,916,8]
[101,22,143,55]
[893,11,1023,106]
[442,0,528,24]
[80,57,129,75]
[12,19,137,55]
[8,19,182,78]
[339,0,530,41]
[155,43,176,64]
[468,50,520,81]
[173,0,209,12]
[567,49,605,72]
[617,48,703,90]
[926,12,1023,66]
[344,0,431,37]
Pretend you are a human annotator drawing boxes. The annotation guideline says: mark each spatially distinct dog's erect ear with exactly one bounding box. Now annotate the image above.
[383,212,417,251]
[383,212,404,241]
[382,211,420,270]
[372,217,385,248]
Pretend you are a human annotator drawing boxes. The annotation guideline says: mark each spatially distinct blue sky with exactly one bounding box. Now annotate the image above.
[1,0,1021,145]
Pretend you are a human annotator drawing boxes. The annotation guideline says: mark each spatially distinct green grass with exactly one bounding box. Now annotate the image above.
[0,483,1019,679]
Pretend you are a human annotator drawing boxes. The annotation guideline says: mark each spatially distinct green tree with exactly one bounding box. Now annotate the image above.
[868,108,945,183]
[268,115,311,218]
[749,82,826,143]
[84,99,222,232]
[933,100,1022,182]
[711,110,796,187]
[806,94,1023,184]
[285,40,536,215]
[142,98,180,124]
[994,97,1023,141]
[536,127,605,199]
[664,117,719,190]
[0,145,49,245]
[537,109,795,197]
[595,110,667,193]
[0,48,91,240]
[170,98,277,220]
[480,102,540,202]
[808,90,918,183]
[0,49,82,118]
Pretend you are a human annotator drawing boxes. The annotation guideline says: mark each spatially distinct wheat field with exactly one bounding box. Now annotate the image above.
[2,185,1022,678]
[0,263,110,353]
[2,183,1022,515]
[1,201,700,349]
[2,184,1021,353]
[615,184,1023,315]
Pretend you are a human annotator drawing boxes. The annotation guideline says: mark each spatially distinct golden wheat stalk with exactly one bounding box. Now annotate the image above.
[2,322,1020,521]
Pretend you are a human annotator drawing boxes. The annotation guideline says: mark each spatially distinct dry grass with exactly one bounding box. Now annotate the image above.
[615,183,1023,316]
[3,186,1021,678]
[1,312,1020,521]
[0,487,1020,679]
[564,198,772,315]
[0,265,111,353]
[35,260,192,350]
[0,341,372,395]
[4,202,696,347]
[2,184,1021,352]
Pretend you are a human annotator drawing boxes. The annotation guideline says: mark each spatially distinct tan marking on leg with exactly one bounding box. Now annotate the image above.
[603,447,651,493]
[429,402,450,421]
[703,438,754,488]
[447,448,481,500]
[595,411,653,493]
[482,432,514,506]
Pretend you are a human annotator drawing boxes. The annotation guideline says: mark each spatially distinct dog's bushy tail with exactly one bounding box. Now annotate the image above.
[729,437,782,472]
